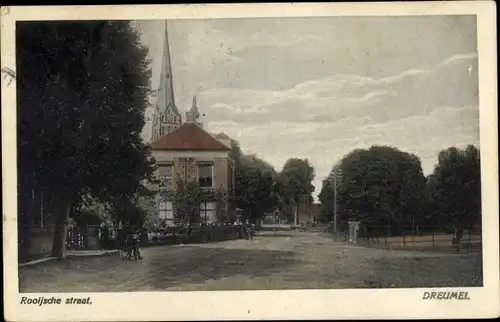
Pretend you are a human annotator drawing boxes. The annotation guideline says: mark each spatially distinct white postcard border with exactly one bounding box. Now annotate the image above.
[2,2,498,321]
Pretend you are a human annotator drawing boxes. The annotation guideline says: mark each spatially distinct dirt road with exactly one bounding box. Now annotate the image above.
[19,230,482,292]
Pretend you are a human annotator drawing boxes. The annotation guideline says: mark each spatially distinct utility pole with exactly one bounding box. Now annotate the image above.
[329,168,342,236]
[333,174,337,235]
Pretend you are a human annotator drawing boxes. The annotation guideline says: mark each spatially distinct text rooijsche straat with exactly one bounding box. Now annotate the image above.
[20,296,92,306]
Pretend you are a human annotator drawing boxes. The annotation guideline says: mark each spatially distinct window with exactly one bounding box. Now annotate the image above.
[199,202,216,223]
[198,163,213,189]
[158,164,173,190]
[159,201,174,225]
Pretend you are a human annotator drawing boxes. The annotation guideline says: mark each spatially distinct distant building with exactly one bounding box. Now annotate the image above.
[297,203,321,225]
[263,209,289,225]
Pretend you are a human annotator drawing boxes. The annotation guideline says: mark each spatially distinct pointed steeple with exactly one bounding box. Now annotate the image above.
[158,20,179,116]
[151,20,181,141]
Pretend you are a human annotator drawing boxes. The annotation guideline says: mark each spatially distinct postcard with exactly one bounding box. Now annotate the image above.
[2,2,498,321]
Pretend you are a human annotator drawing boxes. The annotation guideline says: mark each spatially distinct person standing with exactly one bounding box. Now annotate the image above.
[130,227,143,260]
[245,219,254,240]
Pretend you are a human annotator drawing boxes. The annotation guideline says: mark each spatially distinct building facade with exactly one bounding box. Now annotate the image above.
[150,122,236,226]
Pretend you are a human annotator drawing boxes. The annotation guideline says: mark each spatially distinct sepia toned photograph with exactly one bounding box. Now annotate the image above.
[2,2,498,321]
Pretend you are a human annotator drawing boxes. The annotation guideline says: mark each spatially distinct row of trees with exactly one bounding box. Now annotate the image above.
[318,145,481,240]
[230,141,316,223]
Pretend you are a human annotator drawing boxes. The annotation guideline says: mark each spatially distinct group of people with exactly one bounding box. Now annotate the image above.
[234,219,255,240]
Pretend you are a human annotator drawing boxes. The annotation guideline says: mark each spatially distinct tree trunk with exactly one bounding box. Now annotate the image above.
[294,203,299,226]
[50,188,74,259]
[387,216,391,238]
[456,227,463,244]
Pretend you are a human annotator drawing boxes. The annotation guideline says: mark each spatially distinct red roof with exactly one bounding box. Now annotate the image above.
[151,122,230,151]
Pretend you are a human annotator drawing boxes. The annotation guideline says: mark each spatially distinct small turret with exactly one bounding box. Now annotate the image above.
[186,95,204,128]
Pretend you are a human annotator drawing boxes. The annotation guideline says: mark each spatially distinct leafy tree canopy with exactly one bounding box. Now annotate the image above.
[337,145,426,228]
[18,21,155,200]
[17,21,155,257]
[279,158,315,205]
[427,145,481,230]
[230,140,279,219]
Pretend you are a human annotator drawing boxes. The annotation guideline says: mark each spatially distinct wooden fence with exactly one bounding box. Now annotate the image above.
[354,225,482,250]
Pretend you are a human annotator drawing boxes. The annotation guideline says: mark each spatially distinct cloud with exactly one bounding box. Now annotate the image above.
[199,52,478,124]
[351,52,478,87]
[198,53,479,199]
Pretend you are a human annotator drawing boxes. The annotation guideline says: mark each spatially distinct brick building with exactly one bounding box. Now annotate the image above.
[297,203,322,225]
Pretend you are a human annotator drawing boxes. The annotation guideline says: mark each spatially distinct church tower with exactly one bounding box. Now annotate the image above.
[151,20,182,141]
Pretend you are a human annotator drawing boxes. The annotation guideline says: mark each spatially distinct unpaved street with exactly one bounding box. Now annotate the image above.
[19,230,482,292]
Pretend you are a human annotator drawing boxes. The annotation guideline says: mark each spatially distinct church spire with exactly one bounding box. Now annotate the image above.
[159,20,179,115]
[151,20,181,141]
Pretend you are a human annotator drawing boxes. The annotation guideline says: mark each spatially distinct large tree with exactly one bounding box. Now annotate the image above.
[318,165,346,224]
[279,158,315,223]
[231,141,279,221]
[337,146,426,235]
[318,179,334,220]
[427,145,481,240]
[17,21,155,259]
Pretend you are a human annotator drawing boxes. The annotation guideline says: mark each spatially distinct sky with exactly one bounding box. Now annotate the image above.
[134,16,479,200]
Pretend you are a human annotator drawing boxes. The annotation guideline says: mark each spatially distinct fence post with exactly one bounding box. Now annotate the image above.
[432,230,435,247]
